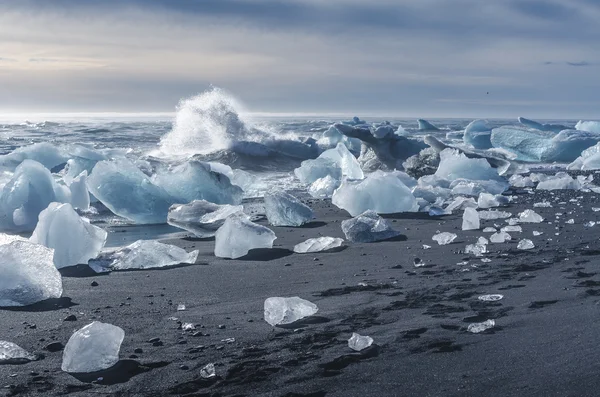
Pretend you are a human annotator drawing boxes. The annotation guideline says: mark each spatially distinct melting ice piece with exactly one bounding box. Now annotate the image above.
[348,333,374,352]
[566,219,575,224]
[584,221,596,227]
[534,201,552,208]
[294,157,342,185]
[264,190,313,227]
[0,241,62,307]
[61,322,125,373]
[0,341,36,364]
[518,209,544,223]
[533,231,543,236]
[214,215,276,259]
[432,232,457,245]
[502,225,522,233]
[463,119,492,149]
[319,142,364,180]
[435,149,504,183]
[462,208,480,231]
[108,240,199,270]
[465,243,487,256]
[167,200,245,238]
[263,297,318,326]
[478,236,489,245]
[478,294,504,302]
[536,173,580,191]
[200,363,216,379]
[308,175,340,198]
[445,196,478,212]
[293,237,344,253]
[517,239,535,250]
[490,232,511,243]
[30,203,107,269]
[477,193,509,209]
[467,319,495,334]
[509,174,534,187]
[483,227,497,233]
[341,210,401,243]
[69,171,90,211]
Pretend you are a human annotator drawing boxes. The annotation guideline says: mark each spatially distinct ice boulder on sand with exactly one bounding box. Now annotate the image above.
[518,209,543,223]
[0,241,62,307]
[319,142,364,180]
[61,322,125,373]
[348,333,374,352]
[294,157,342,185]
[341,210,401,243]
[264,297,318,326]
[294,237,344,253]
[30,203,107,269]
[477,193,509,209]
[332,171,418,217]
[264,190,314,227]
[0,341,36,364]
[462,208,480,230]
[106,240,199,270]
[167,200,245,238]
[432,232,457,245]
[215,215,276,259]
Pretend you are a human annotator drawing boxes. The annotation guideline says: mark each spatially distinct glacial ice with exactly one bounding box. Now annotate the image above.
[0,341,36,364]
[467,319,495,333]
[518,209,544,223]
[294,157,342,185]
[30,203,107,269]
[264,297,318,326]
[502,225,522,233]
[417,119,440,131]
[509,174,534,187]
[518,117,567,133]
[332,171,418,217]
[462,208,480,230]
[445,196,478,213]
[0,142,68,171]
[293,237,344,253]
[568,142,600,170]
[536,173,580,191]
[307,175,339,198]
[575,120,600,134]
[341,210,401,243]
[348,333,374,352]
[477,210,512,220]
[517,239,535,250]
[61,322,125,373]
[478,294,503,302]
[319,143,364,180]
[477,193,509,209]
[264,190,313,227]
[432,232,457,245]
[465,243,487,256]
[463,120,492,149]
[107,240,199,270]
[490,231,511,243]
[167,200,245,237]
[200,363,216,378]
[69,171,90,210]
[0,241,62,307]
[214,215,276,259]
[435,149,503,183]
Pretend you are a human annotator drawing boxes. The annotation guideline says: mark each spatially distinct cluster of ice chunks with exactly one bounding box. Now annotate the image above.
[0,341,36,364]
[462,208,480,231]
[536,172,581,191]
[348,333,374,352]
[106,240,199,270]
[30,203,107,269]
[0,241,62,307]
[293,237,344,253]
[264,297,318,326]
[463,119,492,149]
[509,174,534,187]
[264,190,313,226]
[62,322,125,373]
[341,210,401,243]
[432,232,457,245]
[214,215,276,259]
[465,242,487,256]
[332,171,418,217]
[167,200,245,238]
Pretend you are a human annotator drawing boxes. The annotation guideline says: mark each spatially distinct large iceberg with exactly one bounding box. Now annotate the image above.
[106,240,199,270]
[214,215,276,259]
[463,120,492,149]
[167,200,245,237]
[62,322,125,373]
[264,297,318,326]
[0,241,62,307]
[30,203,107,269]
[341,210,401,243]
[264,190,313,227]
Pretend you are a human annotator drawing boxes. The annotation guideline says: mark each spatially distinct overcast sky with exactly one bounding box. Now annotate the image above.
[0,0,599,118]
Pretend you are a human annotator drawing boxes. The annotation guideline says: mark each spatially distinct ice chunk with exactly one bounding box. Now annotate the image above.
[214,215,276,259]
[107,240,199,270]
[509,174,534,187]
[264,190,313,227]
[341,210,401,243]
[518,117,567,133]
[478,236,489,245]
[89,158,174,224]
[319,143,364,180]
[332,171,418,217]
[478,294,503,302]
[30,203,107,269]
[585,221,596,227]
[308,175,339,198]
[69,171,90,211]
[465,243,487,256]
[0,341,36,364]
[348,333,374,352]
[536,172,581,191]
[483,227,496,232]
[435,149,504,183]
[167,200,245,238]
[445,196,477,212]
[575,120,600,134]
[468,319,495,333]
[490,231,511,243]
[502,225,522,233]
[0,233,26,245]
[0,241,62,307]
[264,297,318,326]
[200,363,216,379]
[463,120,492,149]
[293,237,344,253]
[432,232,457,245]
[533,231,543,236]
[0,142,69,171]
[294,157,341,185]
[450,179,508,196]
[61,322,125,373]
[417,119,440,131]
[478,210,512,220]
[518,209,544,223]
[462,208,480,231]
[477,193,508,209]
[534,201,552,208]
[517,239,535,250]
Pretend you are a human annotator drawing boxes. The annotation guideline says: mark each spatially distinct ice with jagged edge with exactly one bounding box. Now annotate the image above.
[463,119,492,149]
[435,149,505,185]
[105,240,199,270]
[518,239,535,250]
[68,170,90,210]
[432,232,457,245]
[332,171,418,217]
[477,193,509,209]
[167,200,245,238]
[341,210,401,243]
[0,241,62,307]
[30,203,107,269]
[308,175,339,198]
[264,190,313,227]
[62,322,125,373]
[518,209,544,223]
[568,139,600,170]
[536,172,581,190]
[264,297,318,326]
[214,215,276,259]
[293,237,344,253]
[518,117,567,133]
[490,231,511,243]
[0,142,69,172]
[319,142,364,180]
[348,333,374,351]
[0,341,36,364]
[462,208,480,230]
[417,119,440,131]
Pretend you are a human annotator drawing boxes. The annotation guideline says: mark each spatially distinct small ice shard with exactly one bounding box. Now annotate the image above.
[477,210,512,220]
[61,322,125,373]
[293,237,344,253]
[0,341,36,364]
[465,243,487,256]
[478,294,504,302]
[534,201,552,208]
[462,208,480,231]
[593,207,600,212]
[263,297,318,326]
[477,193,508,209]
[584,221,596,227]
[0,241,62,307]
[108,240,199,270]
[69,171,90,211]
[518,209,544,223]
[566,219,575,224]
[167,200,245,238]
[177,304,186,311]
[348,333,374,352]
[509,174,534,187]
[30,203,107,269]
[481,258,492,263]
[533,231,543,236]
[467,319,495,334]
[264,190,314,227]
[432,232,457,245]
[417,119,440,131]
[200,363,216,379]
[214,215,276,259]
[490,232,511,243]
[478,236,489,245]
[445,196,478,212]
[502,225,522,233]
[423,244,431,249]
[506,218,520,226]
[341,210,401,243]
[483,227,497,233]
[181,323,196,331]
[517,239,535,250]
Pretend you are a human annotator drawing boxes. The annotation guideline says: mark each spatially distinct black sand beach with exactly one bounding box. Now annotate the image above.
[3,174,600,397]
